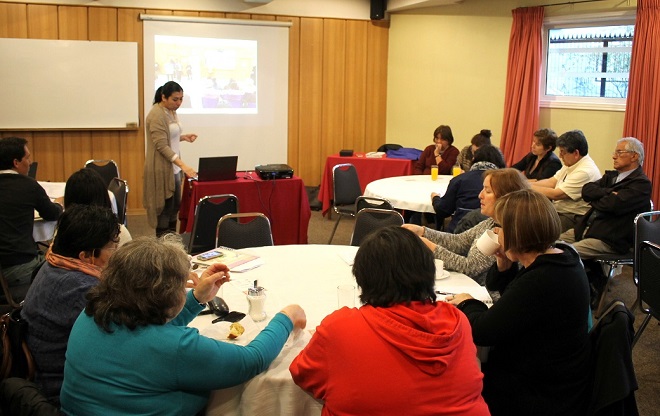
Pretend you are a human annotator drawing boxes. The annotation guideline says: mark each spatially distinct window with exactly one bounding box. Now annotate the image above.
[541,13,635,111]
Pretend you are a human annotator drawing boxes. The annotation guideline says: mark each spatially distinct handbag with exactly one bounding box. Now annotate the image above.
[0,309,35,380]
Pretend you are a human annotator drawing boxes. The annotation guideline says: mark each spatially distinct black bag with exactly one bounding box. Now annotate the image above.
[0,309,34,380]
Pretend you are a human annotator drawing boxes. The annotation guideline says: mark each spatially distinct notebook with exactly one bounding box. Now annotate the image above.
[195,156,238,182]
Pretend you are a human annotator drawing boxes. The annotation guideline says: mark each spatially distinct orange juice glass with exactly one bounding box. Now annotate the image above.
[431,165,438,181]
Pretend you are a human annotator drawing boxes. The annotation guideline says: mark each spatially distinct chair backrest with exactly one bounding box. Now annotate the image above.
[355,196,392,212]
[84,159,119,188]
[27,162,37,179]
[638,241,660,320]
[633,211,660,283]
[188,194,239,254]
[350,208,404,246]
[332,164,362,208]
[216,212,273,249]
[107,177,129,225]
[588,300,638,415]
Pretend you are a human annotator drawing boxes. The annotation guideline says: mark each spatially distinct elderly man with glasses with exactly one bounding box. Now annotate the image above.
[531,129,602,232]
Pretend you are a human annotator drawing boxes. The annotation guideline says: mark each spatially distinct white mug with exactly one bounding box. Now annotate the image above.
[476,229,500,256]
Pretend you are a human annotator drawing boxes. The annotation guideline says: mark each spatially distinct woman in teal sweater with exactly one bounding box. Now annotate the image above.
[60,235,306,416]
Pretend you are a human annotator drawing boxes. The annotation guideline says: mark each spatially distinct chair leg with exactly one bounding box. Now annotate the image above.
[594,263,617,319]
[328,215,342,245]
[632,314,653,348]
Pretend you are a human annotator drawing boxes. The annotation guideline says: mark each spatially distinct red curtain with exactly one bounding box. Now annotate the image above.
[500,7,544,166]
[623,0,660,209]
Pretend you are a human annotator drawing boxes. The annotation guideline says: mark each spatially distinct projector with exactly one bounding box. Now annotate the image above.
[255,164,294,180]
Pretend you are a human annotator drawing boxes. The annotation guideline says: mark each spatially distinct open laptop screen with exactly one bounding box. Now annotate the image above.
[196,156,238,182]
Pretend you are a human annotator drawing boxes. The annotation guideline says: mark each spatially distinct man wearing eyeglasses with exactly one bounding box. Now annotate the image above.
[560,137,651,258]
[531,130,602,232]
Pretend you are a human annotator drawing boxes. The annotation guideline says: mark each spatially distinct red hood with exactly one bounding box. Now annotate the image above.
[359,302,471,376]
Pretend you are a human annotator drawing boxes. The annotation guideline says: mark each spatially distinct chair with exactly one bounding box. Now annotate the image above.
[182,194,238,255]
[588,300,639,415]
[355,196,392,212]
[350,208,404,246]
[84,159,119,188]
[216,212,273,249]
[592,210,660,318]
[0,378,62,416]
[328,164,362,244]
[108,177,128,226]
[27,162,37,179]
[632,240,660,348]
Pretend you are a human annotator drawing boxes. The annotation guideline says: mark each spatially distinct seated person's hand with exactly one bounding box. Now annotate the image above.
[280,304,307,331]
[193,263,230,303]
[186,271,199,288]
[402,224,424,236]
[446,293,473,305]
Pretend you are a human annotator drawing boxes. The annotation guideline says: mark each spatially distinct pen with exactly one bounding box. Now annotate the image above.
[435,291,455,295]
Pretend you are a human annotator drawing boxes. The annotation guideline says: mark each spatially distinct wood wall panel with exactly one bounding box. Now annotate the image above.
[0,2,389,217]
[321,19,346,161]
[0,3,27,37]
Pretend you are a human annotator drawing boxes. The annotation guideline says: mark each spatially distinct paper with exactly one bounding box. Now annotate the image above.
[337,246,359,266]
[193,246,259,269]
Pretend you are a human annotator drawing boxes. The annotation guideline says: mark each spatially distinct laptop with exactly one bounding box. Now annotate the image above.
[195,156,238,182]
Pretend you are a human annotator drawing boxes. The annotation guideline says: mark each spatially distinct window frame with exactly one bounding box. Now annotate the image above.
[540,11,636,112]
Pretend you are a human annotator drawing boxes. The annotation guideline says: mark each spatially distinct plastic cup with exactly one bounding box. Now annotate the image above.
[431,165,438,181]
[476,229,500,255]
[337,284,356,308]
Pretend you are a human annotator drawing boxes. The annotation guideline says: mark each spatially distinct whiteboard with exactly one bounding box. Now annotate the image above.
[0,38,139,130]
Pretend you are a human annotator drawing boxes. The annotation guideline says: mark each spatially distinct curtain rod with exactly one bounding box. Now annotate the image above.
[541,0,609,7]
[139,14,292,28]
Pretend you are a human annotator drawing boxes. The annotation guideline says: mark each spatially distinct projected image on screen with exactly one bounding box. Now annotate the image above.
[154,35,257,114]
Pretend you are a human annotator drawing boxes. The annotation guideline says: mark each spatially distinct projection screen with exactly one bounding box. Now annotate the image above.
[142,16,290,172]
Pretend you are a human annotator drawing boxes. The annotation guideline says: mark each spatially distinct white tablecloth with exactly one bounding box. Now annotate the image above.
[33,181,117,242]
[363,174,452,213]
[189,244,490,416]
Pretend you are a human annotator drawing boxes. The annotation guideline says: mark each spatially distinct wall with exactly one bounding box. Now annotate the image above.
[0,2,389,214]
[387,0,637,174]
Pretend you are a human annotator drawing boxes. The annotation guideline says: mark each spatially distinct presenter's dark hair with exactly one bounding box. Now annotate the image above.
[353,226,436,307]
[0,136,28,170]
[52,204,120,259]
[433,125,454,145]
[557,129,588,156]
[86,235,190,332]
[153,81,183,104]
[471,129,492,148]
[64,168,112,209]
[473,144,506,168]
[534,128,557,151]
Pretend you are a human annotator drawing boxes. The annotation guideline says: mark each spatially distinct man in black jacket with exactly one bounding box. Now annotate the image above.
[560,137,651,258]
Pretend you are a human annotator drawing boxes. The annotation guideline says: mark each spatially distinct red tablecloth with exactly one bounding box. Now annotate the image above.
[318,154,415,215]
[179,175,311,245]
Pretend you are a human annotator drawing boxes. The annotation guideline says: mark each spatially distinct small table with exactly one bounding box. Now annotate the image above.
[189,244,490,416]
[318,154,415,216]
[364,175,452,214]
[179,174,311,245]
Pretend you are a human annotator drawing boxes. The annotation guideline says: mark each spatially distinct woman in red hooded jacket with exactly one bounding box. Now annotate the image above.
[290,226,490,416]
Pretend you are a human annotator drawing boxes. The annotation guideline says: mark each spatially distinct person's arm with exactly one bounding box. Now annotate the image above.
[437,146,459,174]
[289,316,332,400]
[34,182,63,221]
[432,176,459,218]
[536,154,562,180]
[485,260,518,293]
[413,145,432,175]
[148,111,197,177]
[584,174,652,215]
[510,153,530,171]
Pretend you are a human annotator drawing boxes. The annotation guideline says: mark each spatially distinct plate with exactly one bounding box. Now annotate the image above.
[435,270,450,280]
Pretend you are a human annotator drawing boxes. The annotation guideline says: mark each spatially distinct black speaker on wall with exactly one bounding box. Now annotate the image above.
[370,0,386,20]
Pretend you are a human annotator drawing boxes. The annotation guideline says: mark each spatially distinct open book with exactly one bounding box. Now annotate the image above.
[192,246,260,270]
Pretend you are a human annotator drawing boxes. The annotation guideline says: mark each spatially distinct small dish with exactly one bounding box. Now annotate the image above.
[435,270,450,280]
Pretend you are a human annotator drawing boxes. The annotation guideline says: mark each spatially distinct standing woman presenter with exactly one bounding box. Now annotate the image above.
[144,81,198,236]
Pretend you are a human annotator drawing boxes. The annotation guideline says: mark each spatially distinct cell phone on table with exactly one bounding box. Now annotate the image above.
[197,250,224,261]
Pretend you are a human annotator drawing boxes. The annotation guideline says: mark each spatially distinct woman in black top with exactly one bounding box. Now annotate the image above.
[448,189,591,416]
[511,128,562,181]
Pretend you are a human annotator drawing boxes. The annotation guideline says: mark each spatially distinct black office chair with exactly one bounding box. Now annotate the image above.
[632,240,660,348]
[216,212,273,249]
[355,196,392,212]
[84,159,119,188]
[328,164,362,244]
[108,177,129,226]
[182,194,238,255]
[350,208,404,247]
[591,210,660,318]
[27,162,38,179]
[588,300,639,415]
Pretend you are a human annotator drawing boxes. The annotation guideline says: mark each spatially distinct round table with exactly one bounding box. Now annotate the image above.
[363,174,452,213]
[190,244,490,416]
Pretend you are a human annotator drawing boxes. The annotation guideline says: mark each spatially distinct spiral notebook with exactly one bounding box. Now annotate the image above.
[192,246,259,270]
